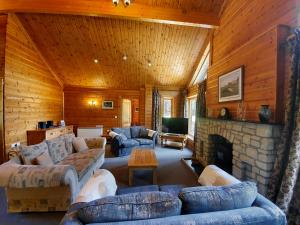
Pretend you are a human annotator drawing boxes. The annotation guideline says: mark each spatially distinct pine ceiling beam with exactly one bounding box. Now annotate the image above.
[0,0,220,28]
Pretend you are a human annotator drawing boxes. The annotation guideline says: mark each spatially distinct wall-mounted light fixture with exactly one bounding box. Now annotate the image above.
[88,100,97,108]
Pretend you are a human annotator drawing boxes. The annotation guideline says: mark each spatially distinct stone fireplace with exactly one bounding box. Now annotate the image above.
[195,118,282,194]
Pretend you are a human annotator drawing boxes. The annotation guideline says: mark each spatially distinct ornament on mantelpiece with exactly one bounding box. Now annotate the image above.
[259,105,272,123]
[237,101,247,121]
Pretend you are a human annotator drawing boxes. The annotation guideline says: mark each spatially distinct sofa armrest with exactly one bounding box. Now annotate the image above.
[151,131,158,144]
[5,164,78,191]
[84,137,107,149]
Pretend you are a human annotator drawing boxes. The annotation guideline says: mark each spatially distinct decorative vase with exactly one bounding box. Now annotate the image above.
[259,105,272,123]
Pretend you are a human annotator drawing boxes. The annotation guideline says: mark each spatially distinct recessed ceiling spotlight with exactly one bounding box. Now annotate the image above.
[112,0,119,6]
[94,59,99,64]
[123,55,128,61]
[124,0,131,6]
[148,60,152,67]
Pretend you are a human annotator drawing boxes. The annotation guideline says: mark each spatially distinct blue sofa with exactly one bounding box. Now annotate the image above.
[111,126,158,157]
[60,183,286,225]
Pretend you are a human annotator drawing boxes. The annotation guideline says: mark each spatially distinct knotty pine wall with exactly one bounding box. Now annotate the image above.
[63,87,145,132]
[207,0,298,123]
[4,14,63,150]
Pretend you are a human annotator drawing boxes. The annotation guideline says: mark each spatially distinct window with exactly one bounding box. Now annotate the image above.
[188,97,197,137]
[163,98,172,118]
[191,44,210,85]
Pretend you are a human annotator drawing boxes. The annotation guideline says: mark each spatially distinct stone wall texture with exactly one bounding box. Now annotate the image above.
[195,118,282,194]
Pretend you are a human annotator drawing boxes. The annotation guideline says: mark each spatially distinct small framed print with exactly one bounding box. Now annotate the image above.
[102,100,114,109]
[219,66,244,102]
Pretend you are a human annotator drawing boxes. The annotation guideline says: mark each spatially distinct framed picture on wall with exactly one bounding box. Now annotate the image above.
[102,100,114,109]
[219,66,244,102]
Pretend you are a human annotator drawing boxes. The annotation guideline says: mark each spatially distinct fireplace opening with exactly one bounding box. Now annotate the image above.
[210,135,233,174]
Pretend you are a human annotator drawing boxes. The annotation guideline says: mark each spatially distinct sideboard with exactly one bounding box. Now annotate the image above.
[27,125,73,145]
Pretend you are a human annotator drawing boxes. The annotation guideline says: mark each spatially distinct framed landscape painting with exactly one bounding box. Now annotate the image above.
[102,100,114,109]
[219,66,244,102]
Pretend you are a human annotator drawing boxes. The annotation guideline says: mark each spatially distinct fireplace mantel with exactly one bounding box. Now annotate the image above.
[195,117,282,194]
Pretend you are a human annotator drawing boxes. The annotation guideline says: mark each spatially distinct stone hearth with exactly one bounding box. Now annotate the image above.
[195,118,282,194]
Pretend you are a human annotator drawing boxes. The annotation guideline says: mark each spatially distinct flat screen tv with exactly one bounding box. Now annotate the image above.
[162,117,188,135]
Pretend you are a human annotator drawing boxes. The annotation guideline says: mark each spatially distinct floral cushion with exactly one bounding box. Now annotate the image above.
[58,148,105,179]
[20,141,49,165]
[77,192,182,223]
[64,133,75,154]
[46,136,69,164]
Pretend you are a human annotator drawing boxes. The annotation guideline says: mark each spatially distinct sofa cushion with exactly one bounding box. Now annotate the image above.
[119,133,128,141]
[130,126,143,138]
[77,192,182,223]
[121,139,139,148]
[112,127,131,139]
[73,137,89,152]
[117,185,159,195]
[84,137,104,149]
[34,151,54,166]
[20,141,49,165]
[160,185,185,197]
[139,127,149,138]
[179,181,257,214]
[46,136,69,164]
[58,148,105,179]
[135,138,153,145]
[64,133,75,154]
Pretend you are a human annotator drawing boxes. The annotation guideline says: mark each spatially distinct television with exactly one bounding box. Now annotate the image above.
[162,117,188,135]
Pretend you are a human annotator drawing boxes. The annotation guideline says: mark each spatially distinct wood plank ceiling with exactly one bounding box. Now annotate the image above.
[15,1,225,89]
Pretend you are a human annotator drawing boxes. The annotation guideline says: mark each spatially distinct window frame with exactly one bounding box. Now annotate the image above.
[187,96,197,138]
[162,97,173,118]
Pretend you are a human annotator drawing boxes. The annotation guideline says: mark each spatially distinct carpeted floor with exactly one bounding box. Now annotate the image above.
[0,146,198,225]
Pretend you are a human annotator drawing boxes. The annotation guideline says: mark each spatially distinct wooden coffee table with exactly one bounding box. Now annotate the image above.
[160,133,187,150]
[128,149,158,186]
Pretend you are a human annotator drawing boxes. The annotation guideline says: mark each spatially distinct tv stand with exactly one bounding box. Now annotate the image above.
[160,133,187,150]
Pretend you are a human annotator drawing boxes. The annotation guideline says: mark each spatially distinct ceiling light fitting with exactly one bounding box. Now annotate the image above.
[124,0,131,7]
[123,55,128,61]
[112,0,119,6]
[94,59,99,64]
[148,60,152,67]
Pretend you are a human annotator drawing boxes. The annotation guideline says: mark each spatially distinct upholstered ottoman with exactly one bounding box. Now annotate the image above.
[75,169,117,203]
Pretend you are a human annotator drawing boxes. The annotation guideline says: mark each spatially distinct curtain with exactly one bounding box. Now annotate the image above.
[267,28,300,225]
[180,89,188,118]
[152,87,161,131]
[194,80,207,146]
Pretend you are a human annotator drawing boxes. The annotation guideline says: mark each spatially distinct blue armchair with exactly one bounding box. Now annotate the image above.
[111,126,158,157]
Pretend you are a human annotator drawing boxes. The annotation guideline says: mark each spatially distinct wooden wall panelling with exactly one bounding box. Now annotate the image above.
[207,0,296,123]
[17,13,210,89]
[63,87,144,132]
[0,0,224,28]
[4,14,63,150]
[0,14,7,163]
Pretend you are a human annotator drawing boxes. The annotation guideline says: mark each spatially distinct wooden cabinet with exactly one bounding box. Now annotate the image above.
[27,125,73,145]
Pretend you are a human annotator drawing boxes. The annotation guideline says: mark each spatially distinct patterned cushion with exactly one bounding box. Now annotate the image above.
[130,126,143,138]
[35,151,54,166]
[46,136,69,164]
[112,127,131,139]
[77,192,182,223]
[135,138,153,145]
[120,139,139,148]
[58,148,105,179]
[20,142,49,165]
[72,137,88,152]
[139,127,149,138]
[64,133,75,154]
[84,137,103,149]
[179,181,257,214]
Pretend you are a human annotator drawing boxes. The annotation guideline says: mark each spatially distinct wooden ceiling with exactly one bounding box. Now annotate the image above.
[18,13,210,89]
[4,0,226,89]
